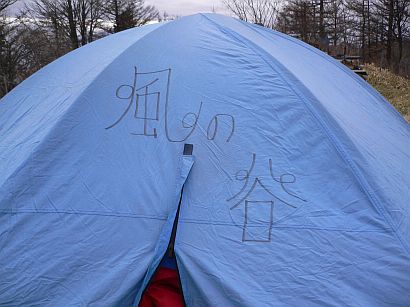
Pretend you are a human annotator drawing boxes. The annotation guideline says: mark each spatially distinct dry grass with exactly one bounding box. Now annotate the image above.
[364,63,410,122]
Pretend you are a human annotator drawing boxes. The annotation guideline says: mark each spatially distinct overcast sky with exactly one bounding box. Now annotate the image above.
[10,0,229,16]
[146,0,227,16]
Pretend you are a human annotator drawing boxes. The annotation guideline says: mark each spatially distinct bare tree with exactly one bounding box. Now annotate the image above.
[387,0,395,64]
[76,0,104,44]
[394,0,410,63]
[276,1,318,44]
[26,0,79,49]
[328,0,345,46]
[1,0,19,96]
[223,0,280,28]
[104,0,158,33]
[0,0,16,13]
[87,0,104,42]
[373,0,410,68]
[25,0,107,49]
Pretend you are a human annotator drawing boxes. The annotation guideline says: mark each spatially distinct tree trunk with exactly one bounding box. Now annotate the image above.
[361,0,366,61]
[386,0,394,65]
[66,0,79,49]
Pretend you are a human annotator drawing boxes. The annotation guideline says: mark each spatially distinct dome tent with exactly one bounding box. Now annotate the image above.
[0,12,409,306]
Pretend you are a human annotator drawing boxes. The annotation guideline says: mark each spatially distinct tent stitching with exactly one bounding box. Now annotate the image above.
[0,210,392,232]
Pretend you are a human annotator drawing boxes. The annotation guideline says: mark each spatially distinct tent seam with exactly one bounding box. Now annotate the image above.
[0,210,392,232]
[199,13,410,255]
[0,209,168,220]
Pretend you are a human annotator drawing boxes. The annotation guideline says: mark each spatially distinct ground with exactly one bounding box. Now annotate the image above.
[364,63,410,122]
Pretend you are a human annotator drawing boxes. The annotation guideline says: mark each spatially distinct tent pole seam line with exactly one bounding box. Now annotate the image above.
[200,13,410,256]
[0,210,169,220]
[0,210,393,232]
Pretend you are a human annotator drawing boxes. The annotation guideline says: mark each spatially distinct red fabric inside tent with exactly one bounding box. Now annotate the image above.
[139,267,184,307]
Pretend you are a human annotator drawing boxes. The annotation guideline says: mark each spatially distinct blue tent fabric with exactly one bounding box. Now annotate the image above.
[0,13,409,306]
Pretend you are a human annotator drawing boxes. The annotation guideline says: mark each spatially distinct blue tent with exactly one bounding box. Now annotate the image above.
[1,13,409,306]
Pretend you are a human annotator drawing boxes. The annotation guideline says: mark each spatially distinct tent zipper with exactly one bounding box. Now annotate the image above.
[137,186,186,307]
[137,144,193,306]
